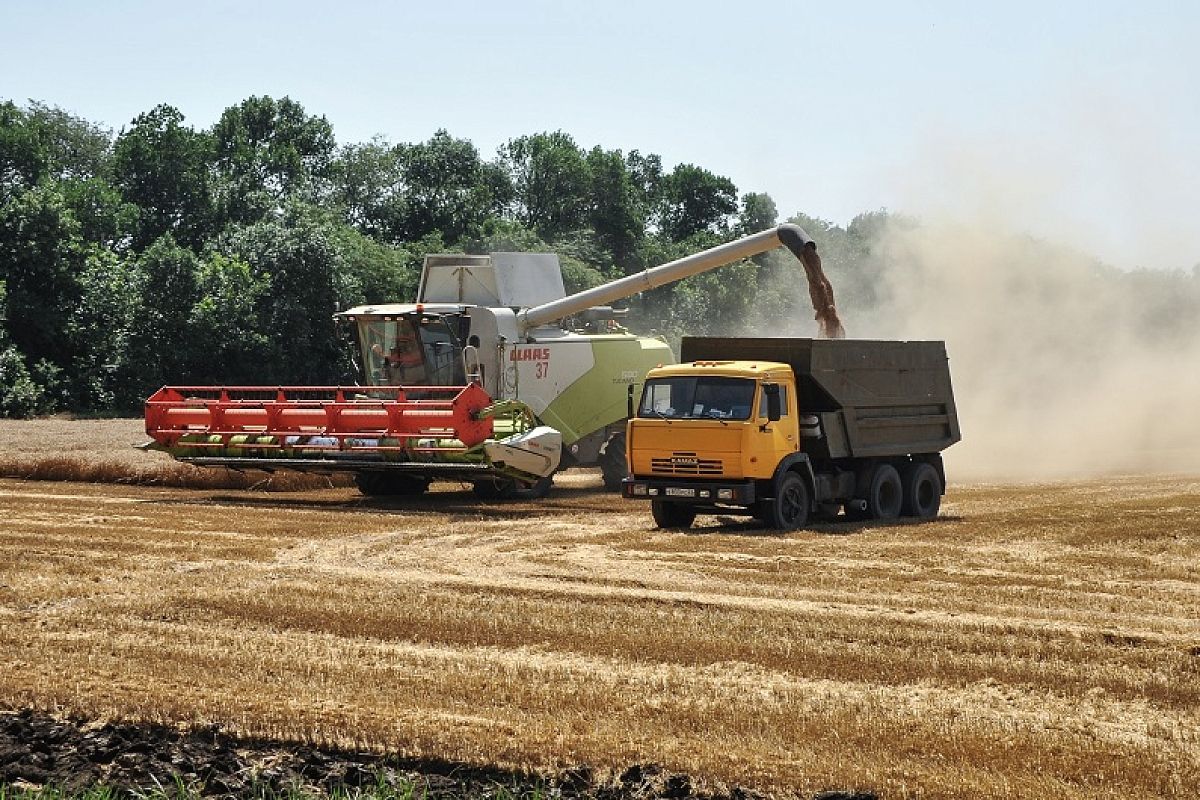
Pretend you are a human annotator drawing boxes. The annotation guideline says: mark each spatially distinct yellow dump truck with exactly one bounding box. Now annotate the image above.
[622,337,960,530]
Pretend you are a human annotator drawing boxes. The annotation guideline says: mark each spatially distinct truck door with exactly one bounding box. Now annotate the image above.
[756,381,799,465]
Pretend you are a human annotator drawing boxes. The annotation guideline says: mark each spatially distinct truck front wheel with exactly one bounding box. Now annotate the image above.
[651,499,697,529]
[759,472,810,531]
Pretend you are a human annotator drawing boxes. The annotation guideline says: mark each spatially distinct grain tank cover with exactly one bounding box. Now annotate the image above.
[417,253,566,308]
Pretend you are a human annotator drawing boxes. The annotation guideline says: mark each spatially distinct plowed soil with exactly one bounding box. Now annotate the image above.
[0,419,1198,799]
[0,709,780,799]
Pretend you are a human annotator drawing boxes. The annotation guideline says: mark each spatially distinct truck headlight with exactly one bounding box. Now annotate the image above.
[699,489,711,498]
[632,484,648,496]
[717,488,734,500]
[648,488,659,496]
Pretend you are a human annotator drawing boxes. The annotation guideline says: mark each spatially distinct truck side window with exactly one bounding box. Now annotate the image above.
[759,385,789,418]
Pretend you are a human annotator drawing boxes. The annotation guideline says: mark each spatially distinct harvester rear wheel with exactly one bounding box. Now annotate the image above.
[651,499,696,529]
[599,434,628,492]
[900,461,942,519]
[354,472,431,497]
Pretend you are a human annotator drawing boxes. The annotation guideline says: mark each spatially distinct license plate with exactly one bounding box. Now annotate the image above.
[664,487,696,497]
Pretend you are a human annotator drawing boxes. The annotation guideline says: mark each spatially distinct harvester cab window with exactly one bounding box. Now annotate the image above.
[359,316,467,387]
[639,377,755,420]
[415,317,466,386]
[362,320,427,385]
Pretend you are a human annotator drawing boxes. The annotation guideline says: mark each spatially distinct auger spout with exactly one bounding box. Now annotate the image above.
[516,224,845,338]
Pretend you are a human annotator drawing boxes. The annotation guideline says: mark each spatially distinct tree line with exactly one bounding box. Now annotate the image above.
[2,96,1197,418]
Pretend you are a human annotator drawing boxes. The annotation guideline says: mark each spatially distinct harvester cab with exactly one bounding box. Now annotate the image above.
[144,225,845,500]
[337,251,566,400]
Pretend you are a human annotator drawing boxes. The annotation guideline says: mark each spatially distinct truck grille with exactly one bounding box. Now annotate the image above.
[651,455,724,475]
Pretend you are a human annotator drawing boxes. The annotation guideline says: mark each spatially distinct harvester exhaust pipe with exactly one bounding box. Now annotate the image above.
[516,224,845,338]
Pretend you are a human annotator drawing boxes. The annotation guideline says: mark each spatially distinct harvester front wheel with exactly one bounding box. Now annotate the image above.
[354,472,431,497]
[599,434,628,492]
[651,499,696,529]
[472,475,554,500]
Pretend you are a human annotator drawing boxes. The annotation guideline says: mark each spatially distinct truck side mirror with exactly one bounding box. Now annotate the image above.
[764,384,781,422]
[627,384,635,418]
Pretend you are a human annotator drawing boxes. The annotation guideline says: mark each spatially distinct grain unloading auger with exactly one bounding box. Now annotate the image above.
[143,224,843,498]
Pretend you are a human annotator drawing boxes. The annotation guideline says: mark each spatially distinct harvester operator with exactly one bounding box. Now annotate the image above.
[372,334,426,384]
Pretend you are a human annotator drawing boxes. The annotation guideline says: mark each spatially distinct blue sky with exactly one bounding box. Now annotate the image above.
[3,0,1198,269]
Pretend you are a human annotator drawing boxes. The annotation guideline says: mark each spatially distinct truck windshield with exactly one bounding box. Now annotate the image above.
[639,376,756,420]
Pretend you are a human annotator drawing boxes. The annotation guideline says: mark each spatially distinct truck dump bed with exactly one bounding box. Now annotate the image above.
[680,337,960,460]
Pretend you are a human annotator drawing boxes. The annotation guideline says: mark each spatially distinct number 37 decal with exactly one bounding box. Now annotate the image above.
[511,347,551,379]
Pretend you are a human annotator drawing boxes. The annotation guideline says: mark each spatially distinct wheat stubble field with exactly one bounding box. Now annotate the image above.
[0,419,1198,798]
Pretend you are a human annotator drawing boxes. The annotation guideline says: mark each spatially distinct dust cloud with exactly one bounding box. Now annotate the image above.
[837,219,1200,480]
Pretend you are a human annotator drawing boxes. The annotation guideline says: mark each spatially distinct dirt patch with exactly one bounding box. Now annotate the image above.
[1,710,867,800]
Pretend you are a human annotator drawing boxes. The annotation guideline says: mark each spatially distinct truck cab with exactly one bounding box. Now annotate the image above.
[624,360,809,528]
[629,360,800,481]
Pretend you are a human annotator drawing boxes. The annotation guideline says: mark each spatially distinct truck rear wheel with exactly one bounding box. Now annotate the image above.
[354,472,430,497]
[651,499,696,529]
[862,463,903,520]
[901,462,942,519]
[759,472,810,531]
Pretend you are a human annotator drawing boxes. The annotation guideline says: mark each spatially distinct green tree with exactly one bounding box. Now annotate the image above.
[68,246,141,409]
[655,163,738,242]
[333,132,509,246]
[498,131,590,241]
[329,220,422,305]
[1,101,112,202]
[188,253,271,384]
[585,146,645,272]
[23,102,111,182]
[0,279,48,417]
[395,130,510,244]
[112,105,215,249]
[0,184,86,369]
[219,203,349,383]
[123,235,203,392]
[462,217,546,254]
[1,102,47,201]
[329,138,405,239]
[212,96,336,224]
[738,192,778,234]
[59,177,137,249]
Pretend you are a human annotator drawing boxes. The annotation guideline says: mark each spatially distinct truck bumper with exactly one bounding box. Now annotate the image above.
[621,477,757,505]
